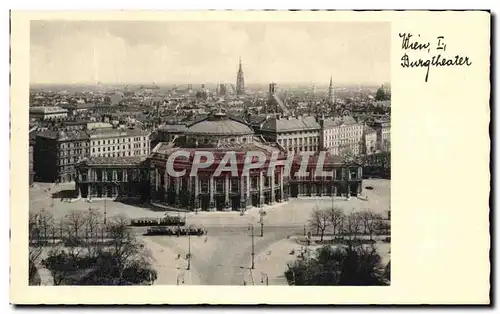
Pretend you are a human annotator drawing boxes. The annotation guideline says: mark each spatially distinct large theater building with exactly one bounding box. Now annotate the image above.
[75,112,363,212]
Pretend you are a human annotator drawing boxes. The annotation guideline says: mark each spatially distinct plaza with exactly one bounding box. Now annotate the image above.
[30,178,390,285]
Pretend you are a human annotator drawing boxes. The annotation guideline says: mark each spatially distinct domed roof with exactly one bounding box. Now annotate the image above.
[186,112,253,136]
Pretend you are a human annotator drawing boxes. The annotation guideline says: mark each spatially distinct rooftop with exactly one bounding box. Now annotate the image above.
[30,106,68,114]
[36,129,89,141]
[322,116,359,128]
[185,112,254,136]
[87,127,149,139]
[158,124,187,133]
[260,115,320,132]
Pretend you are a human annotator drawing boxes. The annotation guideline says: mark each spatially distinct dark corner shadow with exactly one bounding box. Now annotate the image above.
[488,11,495,309]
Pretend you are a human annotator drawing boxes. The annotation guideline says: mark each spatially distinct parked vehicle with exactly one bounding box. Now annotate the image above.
[130,215,186,227]
[143,226,205,236]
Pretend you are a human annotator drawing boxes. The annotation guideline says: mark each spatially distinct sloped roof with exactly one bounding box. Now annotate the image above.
[186,113,254,136]
[158,124,187,133]
[322,116,359,128]
[260,116,320,132]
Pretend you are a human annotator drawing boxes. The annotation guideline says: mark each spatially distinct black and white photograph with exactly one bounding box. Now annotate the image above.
[27,20,392,287]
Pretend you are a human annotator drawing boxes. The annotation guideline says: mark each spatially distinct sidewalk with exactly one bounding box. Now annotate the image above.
[243,238,302,286]
[141,237,201,285]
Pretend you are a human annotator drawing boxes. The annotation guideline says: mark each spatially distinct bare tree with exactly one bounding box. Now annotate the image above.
[359,210,383,241]
[104,215,155,284]
[309,208,330,242]
[29,211,40,246]
[38,210,54,243]
[345,211,363,240]
[64,211,87,260]
[326,207,344,238]
[84,208,102,255]
[65,211,86,239]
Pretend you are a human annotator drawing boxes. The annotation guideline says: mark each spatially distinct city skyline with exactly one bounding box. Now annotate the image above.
[31,21,390,85]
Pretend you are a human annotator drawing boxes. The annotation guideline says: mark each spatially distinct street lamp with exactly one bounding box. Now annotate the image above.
[248,224,255,270]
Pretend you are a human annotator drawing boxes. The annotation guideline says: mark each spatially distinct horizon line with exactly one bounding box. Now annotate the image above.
[30,81,390,87]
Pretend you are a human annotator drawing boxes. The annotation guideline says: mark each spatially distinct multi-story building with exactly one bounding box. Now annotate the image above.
[372,118,391,151]
[254,115,321,153]
[75,111,363,211]
[320,116,364,156]
[29,106,68,120]
[34,130,90,183]
[363,125,378,155]
[87,127,151,158]
[75,157,150,200]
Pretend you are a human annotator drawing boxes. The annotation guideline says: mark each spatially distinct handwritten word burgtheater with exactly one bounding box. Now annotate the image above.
[401,53,472,82]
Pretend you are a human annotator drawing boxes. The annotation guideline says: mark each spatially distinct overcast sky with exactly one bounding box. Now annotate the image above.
[30,21,390,85]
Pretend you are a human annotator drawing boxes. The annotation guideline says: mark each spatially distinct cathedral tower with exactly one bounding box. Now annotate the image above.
[236,57,245,95]
[328,76,335,105]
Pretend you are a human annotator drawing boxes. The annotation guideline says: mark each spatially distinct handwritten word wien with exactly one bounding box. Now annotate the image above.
[399,33,472,82]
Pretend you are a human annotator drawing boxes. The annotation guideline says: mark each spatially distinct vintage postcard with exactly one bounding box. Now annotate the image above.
[10,10,490,305]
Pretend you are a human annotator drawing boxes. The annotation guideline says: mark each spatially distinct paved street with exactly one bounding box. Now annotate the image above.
[30,179,390,285]
[145,226,295,285]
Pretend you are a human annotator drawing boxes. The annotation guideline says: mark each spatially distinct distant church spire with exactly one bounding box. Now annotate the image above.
[236,57,245,95]
[328,75,335,105]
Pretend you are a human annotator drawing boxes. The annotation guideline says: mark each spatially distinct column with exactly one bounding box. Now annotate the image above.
[270,171,276,204]
[123,169,127,181]
[209,176,215,211]
[259,171,264,207]
[280,167,284,202]
[224,176,230,211]
[240,175,245,210]
[154,168,159,190]
[246,175,251,208]
[345,167,351,199]
[175,177,180,205]
[309,171,313,197]
[165,171,169,192]
[194,176,200,210]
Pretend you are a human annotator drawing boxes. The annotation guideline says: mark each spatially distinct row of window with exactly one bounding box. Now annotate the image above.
[324,126,363,134]
[59,142,88,149]
[92,136,148,146]
[85,169,147,182]
[187,136,251,145]
[92,145,149,153]
[286,146,319,152]
[93,150,148,158]
[278,137,319,147]
[58,158,81,165]
[59,149,89,156]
